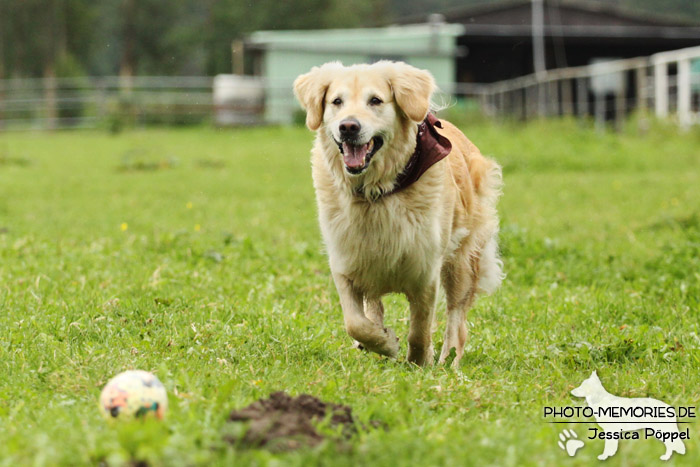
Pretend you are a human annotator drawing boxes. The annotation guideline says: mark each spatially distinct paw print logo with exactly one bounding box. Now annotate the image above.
[558,429,584,457]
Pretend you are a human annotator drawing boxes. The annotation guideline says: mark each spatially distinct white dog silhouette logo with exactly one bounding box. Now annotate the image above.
[571,371,686,461]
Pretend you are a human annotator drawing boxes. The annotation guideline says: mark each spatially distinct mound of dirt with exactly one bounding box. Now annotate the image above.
[225,391,358,451]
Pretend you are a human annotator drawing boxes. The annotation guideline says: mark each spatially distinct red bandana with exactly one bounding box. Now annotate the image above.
[390,113,452,195]
[356,113,452,198]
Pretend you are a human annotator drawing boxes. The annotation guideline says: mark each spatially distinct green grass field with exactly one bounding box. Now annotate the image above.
[1,118,699,466]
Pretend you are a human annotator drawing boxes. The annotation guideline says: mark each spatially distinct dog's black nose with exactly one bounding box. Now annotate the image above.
[339,119,361,139]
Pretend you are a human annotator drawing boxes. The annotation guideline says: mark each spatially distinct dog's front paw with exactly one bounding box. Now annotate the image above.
[377,327,399,358]
[347,323,398,358]
[355,326,399,358]
[598,454,609,461]
[352,340,365,351]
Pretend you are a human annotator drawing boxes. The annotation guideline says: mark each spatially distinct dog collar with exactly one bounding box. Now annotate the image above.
[355,113,452,199]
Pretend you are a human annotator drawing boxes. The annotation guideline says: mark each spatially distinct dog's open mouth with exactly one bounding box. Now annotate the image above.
[337,136,384,174]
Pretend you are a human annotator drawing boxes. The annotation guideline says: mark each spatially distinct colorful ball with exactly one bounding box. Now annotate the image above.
[99,370,167,420]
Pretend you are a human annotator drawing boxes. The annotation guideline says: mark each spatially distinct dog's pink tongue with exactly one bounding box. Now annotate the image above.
[342,142,369,169]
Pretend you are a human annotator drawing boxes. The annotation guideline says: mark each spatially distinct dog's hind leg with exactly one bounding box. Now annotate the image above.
[406,279,439,366]
[439,254,476,368]
[333,273,398,358]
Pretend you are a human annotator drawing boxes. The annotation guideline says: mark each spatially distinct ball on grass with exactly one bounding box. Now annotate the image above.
[99,370,167,420]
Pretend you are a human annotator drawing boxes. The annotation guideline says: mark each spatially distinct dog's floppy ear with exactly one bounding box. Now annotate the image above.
[383,61,435,123]
[293,62,342,131]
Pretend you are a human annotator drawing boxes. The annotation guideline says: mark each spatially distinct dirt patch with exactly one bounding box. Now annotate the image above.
[225,391,358,451]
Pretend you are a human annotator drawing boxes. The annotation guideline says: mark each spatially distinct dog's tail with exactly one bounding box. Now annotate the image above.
[475,160,504,295]
[476,236,504,295]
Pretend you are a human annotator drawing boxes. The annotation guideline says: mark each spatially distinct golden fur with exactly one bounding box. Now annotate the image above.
[294,61,503,367]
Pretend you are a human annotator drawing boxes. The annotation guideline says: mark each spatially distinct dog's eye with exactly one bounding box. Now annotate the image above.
[332,98,343,106]
[369,97,383,106]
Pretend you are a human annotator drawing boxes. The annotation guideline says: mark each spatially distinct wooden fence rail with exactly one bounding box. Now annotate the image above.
[479,45,700,129]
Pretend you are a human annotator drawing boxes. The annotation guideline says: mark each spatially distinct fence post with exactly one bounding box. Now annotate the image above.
[506,88,513,117]
[635,65,647,112]
[537,82,546,117]
[96,78,107,123]
[594,91,605,132]
[615,75,626,131]
[495,91,501,118]
[549,81,559,116]
[0,80,4,130]
[576,77,587,120]
[654,61,668,118]
[44,73,58,130]
[561,79,573,115]
[525,85,534,118]
[677,57,691,130]
[479,92,490,117]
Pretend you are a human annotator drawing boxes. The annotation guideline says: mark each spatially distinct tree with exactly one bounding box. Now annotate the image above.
[4,0,696,80]
[115,0,205,77]
[203,0,390,75]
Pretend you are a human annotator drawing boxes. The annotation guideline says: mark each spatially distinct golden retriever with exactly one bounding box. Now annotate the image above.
[293,61,502,367]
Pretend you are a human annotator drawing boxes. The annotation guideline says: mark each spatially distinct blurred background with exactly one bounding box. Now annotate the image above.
[0,0,699,131]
